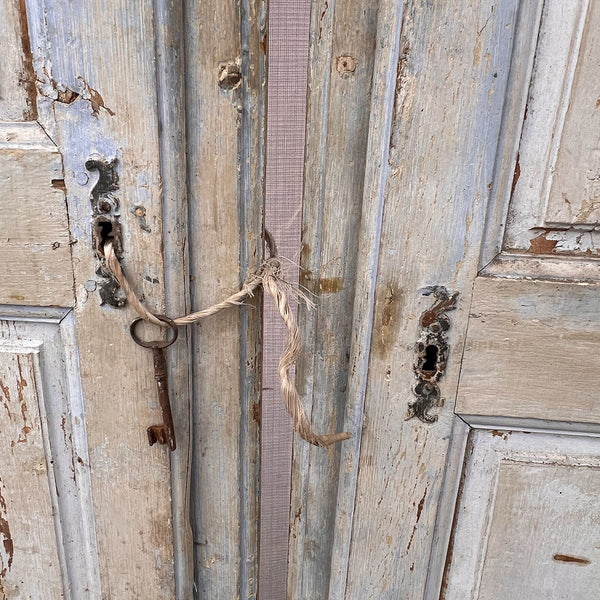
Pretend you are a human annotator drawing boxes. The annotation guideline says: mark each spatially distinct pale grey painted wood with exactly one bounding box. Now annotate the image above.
[0,122,74,307]
[0,346,65,596]
[0,312,102,598]
[338,2,520,597]
[184,1,263,597]
[505,0,592,254]
[442,431,600,600]
[328,0,405,596]
[288,1,380,598]
[457,277,600,426]
[546,1,600,225]
[153,1,194,597]
[478,0,544,269]
[25,0,178,595]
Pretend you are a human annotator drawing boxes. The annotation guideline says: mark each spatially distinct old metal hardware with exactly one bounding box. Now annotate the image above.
[86,157,125,307]
[407,286,459,423]
[130,315,178,451]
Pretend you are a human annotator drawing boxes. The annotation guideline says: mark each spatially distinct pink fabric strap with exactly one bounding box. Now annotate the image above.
[259,1,312,598]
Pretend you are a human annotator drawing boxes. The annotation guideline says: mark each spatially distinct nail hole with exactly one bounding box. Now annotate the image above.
[422,344,438,372]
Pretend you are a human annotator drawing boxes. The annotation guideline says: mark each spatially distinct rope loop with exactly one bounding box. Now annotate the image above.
[102,237,351,447]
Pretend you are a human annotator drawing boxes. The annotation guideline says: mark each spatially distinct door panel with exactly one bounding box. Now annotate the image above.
[503,0,599,257]
[441,431,600,600]
[457,277,600,431]
[0,311,101,597]
[0,345,64,596]
[0,123,73,307]
[448,0,600,597]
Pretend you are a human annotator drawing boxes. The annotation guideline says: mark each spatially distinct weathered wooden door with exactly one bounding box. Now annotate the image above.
[0,0,192,597]
[287,0,600,598]
[1,0,264,598]
[4,0,600,599]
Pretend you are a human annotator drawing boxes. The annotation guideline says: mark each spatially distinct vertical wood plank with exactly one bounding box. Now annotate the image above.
[288,1,380,598]
[184,1,264,597]
[153,1,193,597]
[238,1,266,597]
[342,1,520,597]
[260,1,311,597]
[27,0,176,596]
[327,1,405,596]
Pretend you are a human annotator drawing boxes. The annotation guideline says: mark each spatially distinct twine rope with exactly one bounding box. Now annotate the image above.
[103,239,351,447]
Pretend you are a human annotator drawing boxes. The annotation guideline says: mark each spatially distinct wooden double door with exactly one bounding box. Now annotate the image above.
[1,0,599,598]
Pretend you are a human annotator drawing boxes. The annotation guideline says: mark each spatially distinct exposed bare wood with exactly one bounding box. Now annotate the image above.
[0,0,36,120]
[0,348,63,597]
[457,276,600,426]
[0,122,73,307]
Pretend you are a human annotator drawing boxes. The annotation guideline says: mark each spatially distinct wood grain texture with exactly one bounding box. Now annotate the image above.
[288,0,379,597]
[154,1,193,597]
[0,122,74,307]
[26,0,177,596]
[442,430,600,600]
[328,1,404,595]
[457,276,600,426]
[0,348,64,597]
[504,0,592,254]
[545,0,600,225]
[478,0,544,269]
[0,0,36,120]
[184,0,263,597]
[340,2,520,597]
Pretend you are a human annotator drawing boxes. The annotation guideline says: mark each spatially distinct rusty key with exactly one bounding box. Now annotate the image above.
[130,315,178,451]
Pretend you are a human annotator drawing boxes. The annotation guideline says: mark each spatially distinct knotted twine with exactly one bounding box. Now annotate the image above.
[103,238,351,447]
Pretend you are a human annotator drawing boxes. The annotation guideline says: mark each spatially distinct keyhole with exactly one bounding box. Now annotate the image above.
[422,344,438,372]
[92,216,122,258]
[97,219,113,246]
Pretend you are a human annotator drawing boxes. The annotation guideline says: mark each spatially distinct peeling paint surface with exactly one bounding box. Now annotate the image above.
[0,350,63,596]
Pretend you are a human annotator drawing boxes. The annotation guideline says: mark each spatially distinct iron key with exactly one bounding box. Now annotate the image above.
[130,315,178,451]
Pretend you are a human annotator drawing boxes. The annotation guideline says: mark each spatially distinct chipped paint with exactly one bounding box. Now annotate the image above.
[553,553,591,566]
[0,480,13,579]
[527,231,558,254]
[318,276,344,294]
[336,56,357,78]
